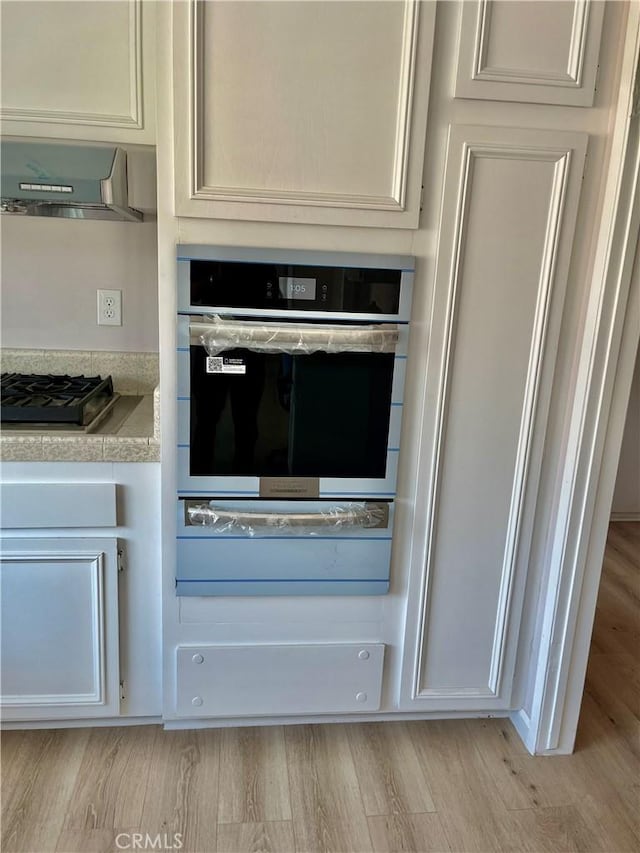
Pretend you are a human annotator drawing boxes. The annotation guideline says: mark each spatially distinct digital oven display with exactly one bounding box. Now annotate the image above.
[279,276,317,301]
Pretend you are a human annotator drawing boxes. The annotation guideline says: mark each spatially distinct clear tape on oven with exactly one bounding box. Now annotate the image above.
[192,315,399,355]
[186,502,388,536]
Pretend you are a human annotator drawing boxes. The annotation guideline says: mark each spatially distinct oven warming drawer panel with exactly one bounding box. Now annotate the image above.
[176,499,394,596]
[176,537,391,596]
[175,642,385,717]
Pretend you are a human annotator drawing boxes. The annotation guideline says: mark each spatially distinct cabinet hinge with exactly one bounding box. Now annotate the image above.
[419,184,425,212]
[117,548,125,573]
[120,680,126,700]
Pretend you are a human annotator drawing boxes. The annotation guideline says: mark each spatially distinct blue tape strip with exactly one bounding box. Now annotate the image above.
[176,577,389,583]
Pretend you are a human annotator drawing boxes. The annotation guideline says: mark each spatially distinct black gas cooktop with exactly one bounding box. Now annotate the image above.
[0,373,115,426]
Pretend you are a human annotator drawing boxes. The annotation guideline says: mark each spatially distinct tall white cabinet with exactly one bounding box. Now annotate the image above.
[399,0,613,716]
[157,0,618,734]
[401,124,588,710]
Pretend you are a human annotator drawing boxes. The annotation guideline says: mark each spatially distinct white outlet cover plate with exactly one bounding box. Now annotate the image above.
[97,289,122,326]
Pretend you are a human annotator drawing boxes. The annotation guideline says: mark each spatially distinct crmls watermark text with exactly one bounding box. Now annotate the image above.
[115,833,183,850]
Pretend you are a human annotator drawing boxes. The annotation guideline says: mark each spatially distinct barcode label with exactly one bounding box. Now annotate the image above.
[206,357,246,375]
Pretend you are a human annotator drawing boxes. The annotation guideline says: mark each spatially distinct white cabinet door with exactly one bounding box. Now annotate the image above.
[0,538,120,720]
[455,0,604,106]
[0,0,155,144]
[173,0,435,227]
[401,124,587,711]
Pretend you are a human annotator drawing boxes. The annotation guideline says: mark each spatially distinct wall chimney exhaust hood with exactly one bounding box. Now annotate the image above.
[0,141,143,222]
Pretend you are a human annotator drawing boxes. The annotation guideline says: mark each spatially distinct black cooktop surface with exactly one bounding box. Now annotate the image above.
[1,373,115,425]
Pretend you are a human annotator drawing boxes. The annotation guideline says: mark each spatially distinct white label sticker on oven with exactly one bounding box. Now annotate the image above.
[206,356,246,375]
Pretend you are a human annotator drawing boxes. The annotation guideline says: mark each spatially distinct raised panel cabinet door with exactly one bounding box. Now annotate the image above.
[173,0,435,227]
[0,0,155,144]
[455,0,605,106]
[0,538,120,720]
[401,124,587,711]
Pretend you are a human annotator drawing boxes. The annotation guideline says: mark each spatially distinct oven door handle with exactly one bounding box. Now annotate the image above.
[185,501,389,532]
[190,317,399,354]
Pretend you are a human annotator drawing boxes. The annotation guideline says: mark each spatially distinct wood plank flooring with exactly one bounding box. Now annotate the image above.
[2,522,639,853]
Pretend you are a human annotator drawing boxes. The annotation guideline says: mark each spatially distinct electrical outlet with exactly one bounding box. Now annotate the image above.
[97,289,122,326]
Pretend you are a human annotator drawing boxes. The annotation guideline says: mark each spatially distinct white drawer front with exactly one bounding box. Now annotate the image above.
[1,483,116,529]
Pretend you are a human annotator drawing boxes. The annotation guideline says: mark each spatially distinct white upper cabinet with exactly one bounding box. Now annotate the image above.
[0,0,155,144]
[173,0,435,227]
[455,0,605,106]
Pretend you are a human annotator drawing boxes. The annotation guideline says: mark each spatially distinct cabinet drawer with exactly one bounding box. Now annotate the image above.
[1,483,116,529]
[175,642,384,717]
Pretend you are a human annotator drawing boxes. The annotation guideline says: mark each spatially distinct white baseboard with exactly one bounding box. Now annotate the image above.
[0,715,161,730]
[1,709,513,732]
[161,708,510,730]
[610,512,640,521]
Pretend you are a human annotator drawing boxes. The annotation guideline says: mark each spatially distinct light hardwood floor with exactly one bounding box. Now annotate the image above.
[2,523,639,853]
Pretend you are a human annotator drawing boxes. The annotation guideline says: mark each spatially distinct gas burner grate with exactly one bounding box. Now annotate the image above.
[1,373,114,425]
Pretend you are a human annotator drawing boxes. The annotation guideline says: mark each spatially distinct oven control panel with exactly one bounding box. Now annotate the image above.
[188,260,402,315]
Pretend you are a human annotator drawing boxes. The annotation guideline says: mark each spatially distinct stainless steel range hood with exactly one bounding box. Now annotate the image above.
[0,140,143,222]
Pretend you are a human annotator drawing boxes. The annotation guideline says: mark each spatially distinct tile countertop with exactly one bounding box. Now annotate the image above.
[0,350,160,463]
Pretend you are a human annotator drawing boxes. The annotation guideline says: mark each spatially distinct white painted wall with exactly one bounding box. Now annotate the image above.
[611,343,640,517]
[0,214,158,352]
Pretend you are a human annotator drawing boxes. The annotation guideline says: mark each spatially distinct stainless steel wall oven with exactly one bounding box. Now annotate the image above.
[176,246,414,596]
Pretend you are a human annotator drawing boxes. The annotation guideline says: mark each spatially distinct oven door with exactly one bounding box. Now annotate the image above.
[177,315,408,498]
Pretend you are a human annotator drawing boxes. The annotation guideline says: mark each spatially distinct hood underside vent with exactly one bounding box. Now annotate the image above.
[1,141,143,222]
